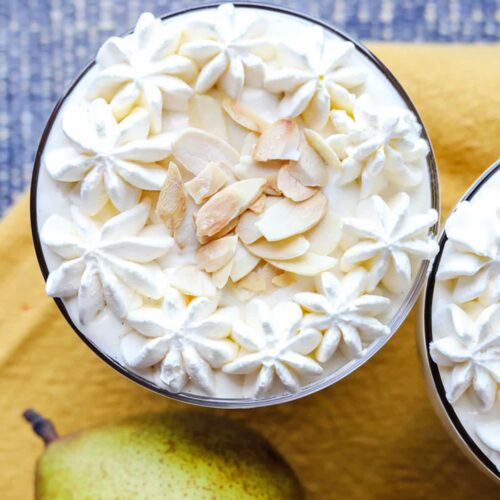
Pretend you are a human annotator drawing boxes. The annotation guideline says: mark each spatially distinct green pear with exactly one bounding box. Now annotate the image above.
[24,409,303,499]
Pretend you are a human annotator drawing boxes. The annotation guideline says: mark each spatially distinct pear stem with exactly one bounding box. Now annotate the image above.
[23,409,58,445]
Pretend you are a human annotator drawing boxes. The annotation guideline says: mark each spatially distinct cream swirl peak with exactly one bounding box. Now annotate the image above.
[37,4,437,400]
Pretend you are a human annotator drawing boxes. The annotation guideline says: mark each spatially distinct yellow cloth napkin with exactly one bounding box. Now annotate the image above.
[1,44,499,499]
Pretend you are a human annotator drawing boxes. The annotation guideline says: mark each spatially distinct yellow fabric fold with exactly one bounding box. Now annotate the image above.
[0,44,499,499]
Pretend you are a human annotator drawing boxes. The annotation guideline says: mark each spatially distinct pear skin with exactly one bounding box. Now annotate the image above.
[25,410,303,499]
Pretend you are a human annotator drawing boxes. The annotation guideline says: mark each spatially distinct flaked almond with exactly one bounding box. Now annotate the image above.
[195,178,265,242]
[173,198,197,250]
[246,235,310,261]
[233,156,283,182]
[238,270,266,292]
[260,263,281,288]
[212,260,233,288]
[263,173,281,196]
[253,119,300,162]
[248,194,266,214]
[236,211,262,245]
[196,235,238,273]
[304,211,342,255]
[277,166,318,202]
[156,161,186,233]
[222,97,268,132]
[173,128,239,174]
[170,265,216,297]
[304,128,342,169]
[185,162,229,205]
[287,137,328,187]
[268,253,337,276]
[198,217,239,245]
[272,271,296,288]
[189,95,228,141]
[230,242,260,282]
[256,192,327,241]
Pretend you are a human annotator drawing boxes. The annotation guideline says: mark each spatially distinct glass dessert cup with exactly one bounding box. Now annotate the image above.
[416,160,500,483]
[31,2,440,408]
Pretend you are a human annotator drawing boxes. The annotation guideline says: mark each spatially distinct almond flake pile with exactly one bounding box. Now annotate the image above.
[39,4,438,399]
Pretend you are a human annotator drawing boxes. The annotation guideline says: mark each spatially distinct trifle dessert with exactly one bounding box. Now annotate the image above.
[426,162,500,479]
[33,4,438,403]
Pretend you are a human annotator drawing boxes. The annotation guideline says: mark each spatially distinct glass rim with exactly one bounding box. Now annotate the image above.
[421,159,500,481]
[30,1,440,409]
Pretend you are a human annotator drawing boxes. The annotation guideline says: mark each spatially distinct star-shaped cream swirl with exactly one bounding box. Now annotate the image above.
[340,192,438,293]
[179,3,273,98]
[437,194,500,304]
[264,25,365,129]
[45,99,171,214]
[223,300,322,396]
[430,303,500,411]
[41,201,173,324]
[121,289,237,394]
[87,13,196,133]
[294,269,391,361]
[329,96,429,197]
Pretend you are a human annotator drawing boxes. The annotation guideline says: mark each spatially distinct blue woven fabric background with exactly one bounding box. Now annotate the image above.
[0,0,499,216]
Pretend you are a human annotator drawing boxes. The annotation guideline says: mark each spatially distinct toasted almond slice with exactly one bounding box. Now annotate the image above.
[195,178,265,242]
[185,162,229,205]
[246,235,310,261]
[197,216,239,245]
[230,242,260,282]
[260,263,281,288]
[256,192,327,242]
[233,156,283,182]
[170,265,216,297]
[304,211,342,255]
[248,194,266,214]
[238,270,266,292]
[212,260,233,288]
[268,253,337,276]
[156,161,186,233]
[236,211,262,245]
[272,272,296,288]
[173,128,239,174]
[196,235,238,273]
[222,98,268,133]
[277,166,318,202]
[287,137,328,187]
[304,128,342,169]
[263,173,281,196]
[253,119,300,162]
[189,95,228,141]
[173,197,197,250]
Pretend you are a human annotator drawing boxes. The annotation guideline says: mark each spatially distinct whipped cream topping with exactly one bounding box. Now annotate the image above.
[430,166,500,473]
[45,99,172,214]
[223,300,322,396]
[341,192,438,293]
[264,26,365,129]
[431,303,500,411]
[88,13,195,133]
[476,420,500,470]
[180,3,273,99]
[437,189,500,304]
[294,269,391,361]
[37,4,436,400]
[122,289,237,394]
[41,201,173,324]
[330,96,429,197]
